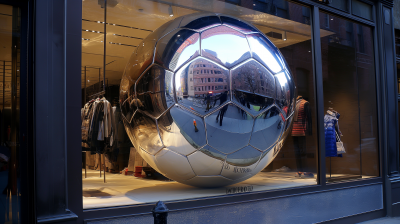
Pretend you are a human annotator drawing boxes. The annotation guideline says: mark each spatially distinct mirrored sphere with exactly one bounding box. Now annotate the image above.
[120,13,296,188]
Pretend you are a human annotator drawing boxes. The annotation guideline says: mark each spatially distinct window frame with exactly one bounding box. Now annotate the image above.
[76,0,387,222]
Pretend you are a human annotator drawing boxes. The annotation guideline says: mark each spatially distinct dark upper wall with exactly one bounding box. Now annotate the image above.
[394,0,400,30]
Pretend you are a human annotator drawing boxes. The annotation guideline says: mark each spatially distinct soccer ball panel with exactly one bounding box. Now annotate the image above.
[201,25,251,68]
[220,15,258,34]
[158,106,206,155]
[199,145,226,161]
[180,13,221,31]
[221,148,260,180]
[187,150,224,176]
[135,65,173,118]
[155,148,195,181]
[275,71,294,118]
[246,33,284,74]
[155,29,200,72]
[138,146,162,174]
[205,104,253,154]
[250,149,275,175]
[175,57,230,116]
[131,112,163,155]
[231,59,276,116]
[250,107,284,151]
[226,145,261,167]
[120,39,156,121]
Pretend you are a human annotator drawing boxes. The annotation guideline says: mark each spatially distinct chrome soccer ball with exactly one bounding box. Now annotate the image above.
[120,13,295,188]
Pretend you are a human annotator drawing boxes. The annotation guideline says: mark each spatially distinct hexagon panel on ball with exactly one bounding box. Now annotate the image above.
[120,13,296,188]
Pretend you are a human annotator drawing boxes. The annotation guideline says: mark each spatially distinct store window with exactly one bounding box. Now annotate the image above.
[319,12,379,182]
[81,0,319,209]
[0,4,21,223]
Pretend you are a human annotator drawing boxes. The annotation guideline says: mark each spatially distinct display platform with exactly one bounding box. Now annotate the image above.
[82,169,316,209]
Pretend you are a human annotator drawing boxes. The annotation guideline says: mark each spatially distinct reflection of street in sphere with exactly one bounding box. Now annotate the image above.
[119,13,296,187]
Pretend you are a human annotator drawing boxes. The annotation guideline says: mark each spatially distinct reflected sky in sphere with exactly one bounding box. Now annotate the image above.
[201,35,249,64]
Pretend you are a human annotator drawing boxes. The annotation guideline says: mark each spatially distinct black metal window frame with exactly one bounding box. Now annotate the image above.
[21,0,399,223]
[78,0,390,222]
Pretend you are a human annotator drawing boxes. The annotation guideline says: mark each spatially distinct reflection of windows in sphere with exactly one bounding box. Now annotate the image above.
[119,13,296,188]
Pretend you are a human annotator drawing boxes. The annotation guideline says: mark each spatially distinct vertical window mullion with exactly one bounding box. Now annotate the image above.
[311,6,326,186]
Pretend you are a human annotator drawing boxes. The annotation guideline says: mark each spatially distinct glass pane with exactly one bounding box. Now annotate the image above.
[82,0,319,208]
[0,4,21,223]
[319,12,379,183]
[330,0,348,12]
[352,0,372,20]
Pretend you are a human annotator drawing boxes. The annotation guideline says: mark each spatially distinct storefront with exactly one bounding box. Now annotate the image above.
[0,0,399,223]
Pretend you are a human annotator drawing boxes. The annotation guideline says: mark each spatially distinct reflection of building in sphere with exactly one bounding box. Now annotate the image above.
[187,59,228,97]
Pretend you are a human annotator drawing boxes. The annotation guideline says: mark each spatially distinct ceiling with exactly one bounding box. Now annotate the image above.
[81,0,332,89]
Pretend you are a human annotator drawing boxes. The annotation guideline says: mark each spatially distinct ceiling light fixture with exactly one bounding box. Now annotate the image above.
[168,5,174,17]
[282,31,287,41]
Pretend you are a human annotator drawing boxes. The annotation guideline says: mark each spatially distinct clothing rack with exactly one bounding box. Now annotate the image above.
[83,93,107,183]
[88,90,106,100]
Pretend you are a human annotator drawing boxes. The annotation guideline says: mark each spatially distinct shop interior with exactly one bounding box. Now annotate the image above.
[81,0,379,209]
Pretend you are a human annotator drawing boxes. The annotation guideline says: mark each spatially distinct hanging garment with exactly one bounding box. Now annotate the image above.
[81,100,95,148]
[324,111,342,157]
[292,98,312,136]
[89,100,104,152]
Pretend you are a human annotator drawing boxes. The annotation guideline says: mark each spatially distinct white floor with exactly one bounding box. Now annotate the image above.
[82,169,316,209]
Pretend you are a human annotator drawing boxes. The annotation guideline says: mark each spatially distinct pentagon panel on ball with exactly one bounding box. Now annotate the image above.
[157,105,206,155]
[231,59,275,116]
[136,65,175,119]
[205,104,253,154]
[275,70,295,118]
[250,107,284,152]
[201,25,251,68]
[120,12,296,188]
